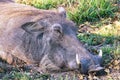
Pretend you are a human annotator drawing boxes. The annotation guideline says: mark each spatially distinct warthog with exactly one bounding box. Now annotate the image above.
[0,1,103,74]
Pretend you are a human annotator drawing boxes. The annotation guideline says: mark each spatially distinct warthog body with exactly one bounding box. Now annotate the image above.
[0,1,103,74]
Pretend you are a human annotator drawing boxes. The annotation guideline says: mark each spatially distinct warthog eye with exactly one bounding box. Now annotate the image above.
[37,33,44,39]
[54,26,62,33]
[52,24,63,34]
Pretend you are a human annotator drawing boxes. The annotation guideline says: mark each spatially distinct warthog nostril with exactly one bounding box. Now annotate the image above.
[88,65,104,73]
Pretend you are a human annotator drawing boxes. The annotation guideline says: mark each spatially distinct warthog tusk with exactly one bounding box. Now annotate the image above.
[76,53,80,65]
[98,49,103,57]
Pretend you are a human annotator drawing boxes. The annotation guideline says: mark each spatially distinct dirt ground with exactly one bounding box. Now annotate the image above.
[0,60,119,80]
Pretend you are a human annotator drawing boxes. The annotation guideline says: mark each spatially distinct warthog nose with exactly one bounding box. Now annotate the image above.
[88,65,104,73]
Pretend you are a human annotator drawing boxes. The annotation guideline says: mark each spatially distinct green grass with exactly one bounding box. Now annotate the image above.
[1,71,78,80]
[2,71,31,80]
[77,21,120,66]
[77,33,115,46]
[2,71,51,80]
[16,0,118,24]
[68,0,118,24]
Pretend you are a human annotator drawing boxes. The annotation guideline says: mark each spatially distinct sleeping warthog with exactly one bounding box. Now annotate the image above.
[0,1,103,74]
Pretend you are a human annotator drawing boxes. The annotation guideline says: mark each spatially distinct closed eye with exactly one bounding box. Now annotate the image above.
[37,33,43,39]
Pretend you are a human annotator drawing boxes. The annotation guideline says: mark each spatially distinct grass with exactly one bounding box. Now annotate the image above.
[78,20,120,66]
[77,21,120,46]
[2,71,30,80]
[2,71,51,80]
[68,0,118,24]
[16,0,118,24]
[77,33,115,46]
[1,71,78,80]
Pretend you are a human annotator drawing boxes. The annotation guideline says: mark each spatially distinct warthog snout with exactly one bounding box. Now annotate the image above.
[76,50,104,74]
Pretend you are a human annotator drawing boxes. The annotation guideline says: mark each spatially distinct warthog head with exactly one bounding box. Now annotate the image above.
[20,7,104,74]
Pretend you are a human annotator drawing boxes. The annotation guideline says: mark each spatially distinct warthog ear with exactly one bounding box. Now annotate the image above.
[58,7,66,18]
[21,22,44,34]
